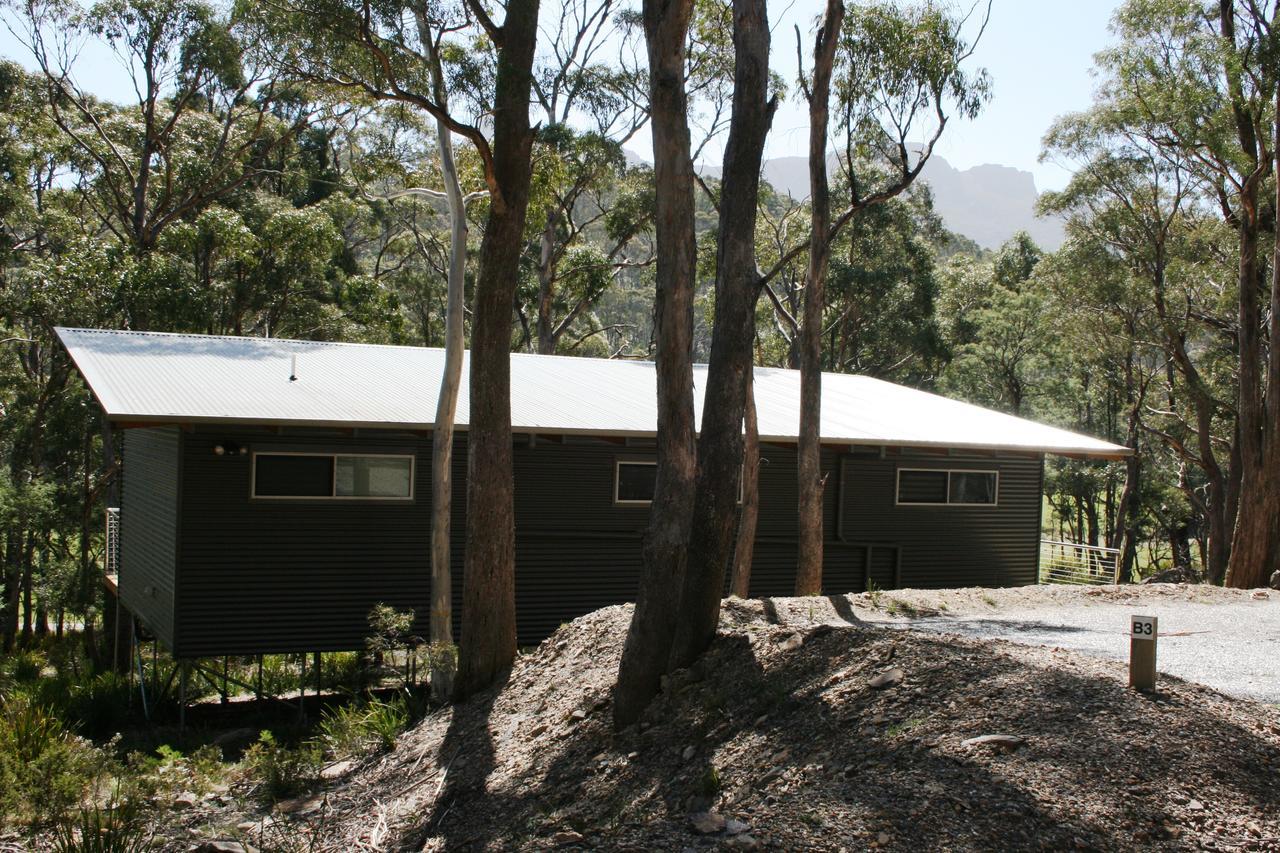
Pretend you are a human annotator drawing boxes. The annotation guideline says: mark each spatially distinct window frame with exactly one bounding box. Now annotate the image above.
[894,467,998,507]
[250,451,416,502]
[612,458,744,506]
[613,459,658,506]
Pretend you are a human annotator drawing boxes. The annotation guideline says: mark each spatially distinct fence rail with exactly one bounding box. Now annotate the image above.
[1039,539,1118,585]
[105,506,120,578]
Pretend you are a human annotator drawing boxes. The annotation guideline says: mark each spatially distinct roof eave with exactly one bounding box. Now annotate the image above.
[100,413,1130,458]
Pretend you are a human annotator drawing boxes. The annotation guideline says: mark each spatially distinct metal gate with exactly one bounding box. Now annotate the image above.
[1039,539,1118,585]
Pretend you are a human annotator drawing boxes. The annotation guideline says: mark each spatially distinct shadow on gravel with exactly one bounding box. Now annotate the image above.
[385,620,1280,851]
[827,594,865,626]
[413,670,506,851]
[891,616,1098,636]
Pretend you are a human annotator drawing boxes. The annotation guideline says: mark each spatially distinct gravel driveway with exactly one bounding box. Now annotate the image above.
[846,584,1280,703]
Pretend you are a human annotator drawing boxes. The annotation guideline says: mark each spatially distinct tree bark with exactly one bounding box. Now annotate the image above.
[416,13,466,702]
[1222,2,1278,588]
[2,530,17,653]
[536,210,558,354]
[730,365,760,598]
[667,0,774,671]
[455,0,542,699]
[794,0,844,597]
[612,0,699,729]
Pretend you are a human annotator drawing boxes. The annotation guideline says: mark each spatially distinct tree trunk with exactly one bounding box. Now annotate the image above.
[1222,3,1277,589]
[536,209,558,354]
[417,13,466,703]
[612,0,699,729]
[667,0,774,671]
[794,0,844,597]
[455,0,542,699]
[20,532,34,645]
[2,529,17,653]
[730,365,760,598]
[1114,453,1141,583]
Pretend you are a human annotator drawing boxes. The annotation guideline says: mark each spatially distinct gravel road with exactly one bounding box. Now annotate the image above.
[847,584,1280,703]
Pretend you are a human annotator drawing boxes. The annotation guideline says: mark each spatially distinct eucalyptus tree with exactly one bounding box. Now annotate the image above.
[790,0,990,595]
[1040,104,1231,581]
[612,0,699,730]
[519,130,655,354]
[1096,0,1279,587]
[9,0,313,270]
[938,233,1067,420]
[250,0,543,695]
[664,0,775,671]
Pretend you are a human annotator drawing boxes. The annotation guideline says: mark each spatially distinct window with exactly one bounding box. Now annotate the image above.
[613,459,745,505]
[615,461,657,504]
[252,453,414,500]
[896,468,997,506]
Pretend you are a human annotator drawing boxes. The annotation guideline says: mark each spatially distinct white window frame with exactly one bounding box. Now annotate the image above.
[894,468,998,507]
[613,459,744,506]
[251,451,416,501]
[614,459,657,505]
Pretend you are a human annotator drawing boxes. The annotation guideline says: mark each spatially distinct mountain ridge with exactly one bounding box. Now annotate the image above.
[626,148,1065,251]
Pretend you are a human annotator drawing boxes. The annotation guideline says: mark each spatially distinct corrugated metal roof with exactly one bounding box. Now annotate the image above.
[56,327,1130,458]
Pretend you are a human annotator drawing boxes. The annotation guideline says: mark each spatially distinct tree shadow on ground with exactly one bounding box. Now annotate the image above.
[370,616,1280,851]
[827,593,864,625]
[407,669,507,851]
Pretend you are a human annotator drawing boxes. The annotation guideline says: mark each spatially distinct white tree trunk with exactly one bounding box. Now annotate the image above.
[417,12,466,701]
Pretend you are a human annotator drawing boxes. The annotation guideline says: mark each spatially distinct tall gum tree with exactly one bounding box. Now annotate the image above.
[1040,109,1209,583]
[258,0,543,695]
[612,0,699,730]
[454,0,542,696]
[666,0,775,671]
[1098,0,1277,587]
[787,0,990,595]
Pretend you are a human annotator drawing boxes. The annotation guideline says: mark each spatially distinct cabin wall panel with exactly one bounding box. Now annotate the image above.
[119,428,181,647]
[839,452,1043,589]
[146,425,1045,656]
[174,428,457,656]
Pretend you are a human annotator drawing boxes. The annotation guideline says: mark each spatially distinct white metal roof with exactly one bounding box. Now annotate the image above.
[56,327,1130,458]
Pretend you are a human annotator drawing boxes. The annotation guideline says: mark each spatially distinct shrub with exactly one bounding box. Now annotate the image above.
[0,696,110,826]
[314,702,368,758]
[8,651,45,683]
[314,695,409,758]
[52,798,154,853]
[243,731,321,803]
[362,697,408,753]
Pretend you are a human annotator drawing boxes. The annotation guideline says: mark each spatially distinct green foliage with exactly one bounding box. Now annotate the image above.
[52,798,155,853]
[243,731,321,803]
[0,695,112,826]
[698,764,722,797]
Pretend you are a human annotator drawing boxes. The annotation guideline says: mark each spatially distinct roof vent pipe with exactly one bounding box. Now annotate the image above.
[289,354,297,382]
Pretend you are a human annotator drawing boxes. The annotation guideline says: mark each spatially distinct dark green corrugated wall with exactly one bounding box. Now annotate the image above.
[119,428,181,648]
[117,426,1044,656]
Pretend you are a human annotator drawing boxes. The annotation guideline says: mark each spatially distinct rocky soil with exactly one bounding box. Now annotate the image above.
[169,588,1280,852]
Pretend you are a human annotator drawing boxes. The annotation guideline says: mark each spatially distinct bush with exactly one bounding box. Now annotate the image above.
[52,798,154,853]
[243,731,321,802]
[8,651,45,683]
[314,695,409,758]
[0,696,111,826]
[362,697,408,753]
[313,702,368,759]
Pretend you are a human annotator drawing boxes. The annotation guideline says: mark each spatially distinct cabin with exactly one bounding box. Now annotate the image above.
[58,327,1128,658]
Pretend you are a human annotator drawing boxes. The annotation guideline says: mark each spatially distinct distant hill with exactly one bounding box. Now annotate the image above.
[629,148,1066,251]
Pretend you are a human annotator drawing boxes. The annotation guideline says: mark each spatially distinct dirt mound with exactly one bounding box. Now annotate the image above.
[282,600,1278,851]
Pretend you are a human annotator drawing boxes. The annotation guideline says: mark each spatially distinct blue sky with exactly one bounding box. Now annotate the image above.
[752,0,1123,191]
[0,0,1121,192]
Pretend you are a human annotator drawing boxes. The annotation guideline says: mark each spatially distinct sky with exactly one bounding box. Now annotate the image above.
[752,0,1124,192]
[0,0,1123,193]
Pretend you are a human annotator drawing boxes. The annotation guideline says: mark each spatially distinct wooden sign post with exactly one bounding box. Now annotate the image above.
[1129,614,1158,691]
